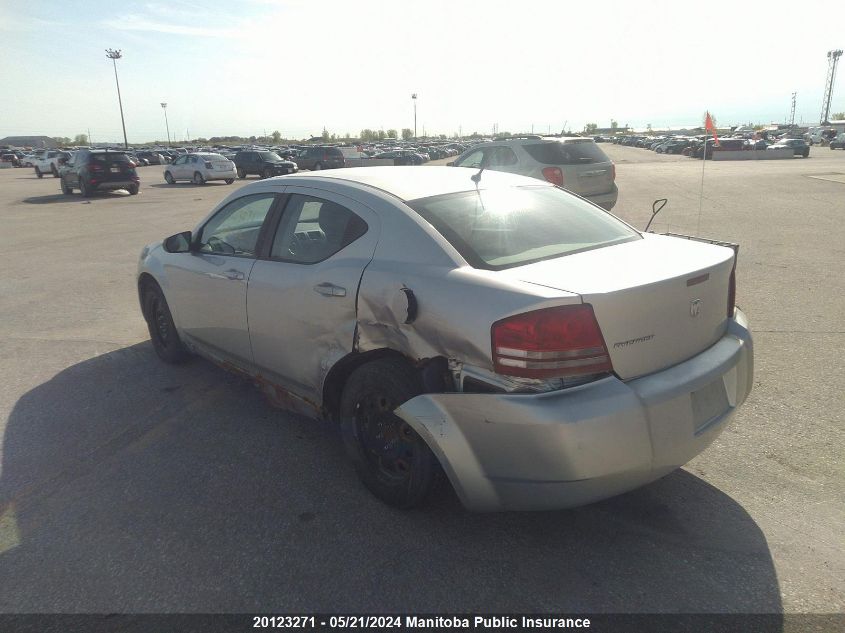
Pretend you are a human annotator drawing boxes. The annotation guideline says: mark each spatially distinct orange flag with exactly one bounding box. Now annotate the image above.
[705,111,720,147]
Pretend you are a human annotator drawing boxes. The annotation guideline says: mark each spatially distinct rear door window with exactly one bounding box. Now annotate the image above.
[524,141,610,165]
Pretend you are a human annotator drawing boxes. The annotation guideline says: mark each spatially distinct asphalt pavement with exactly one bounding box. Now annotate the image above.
[0,148,842,614]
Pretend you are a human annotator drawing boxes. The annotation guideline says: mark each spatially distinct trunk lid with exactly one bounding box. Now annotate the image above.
[497,234,735,380]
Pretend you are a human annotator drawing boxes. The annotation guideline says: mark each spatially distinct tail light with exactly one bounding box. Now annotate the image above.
[491,305,613,379]
[611,162,616,181]
[91,164,104,173]
[204,161,213,169]
[541,166,564,187]
[727,262,736,317]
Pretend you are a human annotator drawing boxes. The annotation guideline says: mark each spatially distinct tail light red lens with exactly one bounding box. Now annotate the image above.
[727,263,736,317]
[491,304,613,379]
[541,166,564,187]
[91,164,104,172]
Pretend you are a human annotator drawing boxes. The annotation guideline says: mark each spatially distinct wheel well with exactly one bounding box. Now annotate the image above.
[321,349,450,421]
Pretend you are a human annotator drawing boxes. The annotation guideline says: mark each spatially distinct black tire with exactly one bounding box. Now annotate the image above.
[80,178,93,197]
[164,171,175,184]
[51,165,59,177]
[340,358,440,508]
[142,283,190,364]
[60,179,72,195]
[237,167,246,179]
[803,151,809,158]
[225,178,234,185]
[193,171,205,185]
[35,167,43,178]
[312,162,323,171]
[262,168,272,179]
[128,184,139,195]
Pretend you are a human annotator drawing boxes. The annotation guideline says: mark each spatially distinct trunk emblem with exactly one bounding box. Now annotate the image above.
[690,299,702,317]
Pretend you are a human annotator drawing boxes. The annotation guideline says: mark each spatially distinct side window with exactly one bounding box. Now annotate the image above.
[488,146,517,166]
[190,155,198,164]
[456,149,484,168]
[270,195,367,264]
[198,193,276,257]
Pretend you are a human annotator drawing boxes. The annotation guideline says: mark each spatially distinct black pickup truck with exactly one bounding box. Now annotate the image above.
[233,151,298,179]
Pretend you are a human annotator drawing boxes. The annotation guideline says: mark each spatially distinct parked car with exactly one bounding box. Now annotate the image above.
[372,150,425,165]
[1,153,21,167]
[830,133,845,150]
[59,149,140,196]
[33,150,71,178]
[767,138,810,157]
[137,166,753,511]
[137,150,168,165]
[449,136,618,210]
[164,153,237,185]
[293,146,346,171]
[233,150,298,179]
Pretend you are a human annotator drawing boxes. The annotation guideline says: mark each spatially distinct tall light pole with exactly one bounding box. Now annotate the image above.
[411,93,417,138]
[105,49,128,149]
[160,103,171,147]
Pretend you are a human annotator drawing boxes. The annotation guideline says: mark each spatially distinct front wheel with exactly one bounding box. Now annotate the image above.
[142,284,190,364]
[128,184,139,195]
[225,178,234,185]
[35,167,43,178]
[193,171,205,185]
[164,171,175,184]
[340,358,440,508]
[262,168,272,179]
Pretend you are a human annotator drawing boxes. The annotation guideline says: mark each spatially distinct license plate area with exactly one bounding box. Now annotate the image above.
[110,167,120,173]
[691,378,730,434]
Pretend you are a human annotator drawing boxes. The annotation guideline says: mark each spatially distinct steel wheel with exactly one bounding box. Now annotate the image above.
[354,393,417,482]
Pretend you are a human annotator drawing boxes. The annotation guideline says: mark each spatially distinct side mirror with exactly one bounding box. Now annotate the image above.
[163,231,193,253]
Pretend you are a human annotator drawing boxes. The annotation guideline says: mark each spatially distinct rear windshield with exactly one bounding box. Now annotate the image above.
[91,153,130,163]
[523,141,610,165]
[408,186,639,270]
[199,153,226,160]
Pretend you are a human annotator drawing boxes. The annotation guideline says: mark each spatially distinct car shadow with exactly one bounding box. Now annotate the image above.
[148,182,233,188]
[0,344,783,616]
[22,191,130,204]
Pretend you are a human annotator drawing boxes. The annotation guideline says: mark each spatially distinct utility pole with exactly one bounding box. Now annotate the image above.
[160,103,171,147]
[105,49,128,149]
[411,93,417,138]
[790,92,797,127]
[87,128,92,146]
[820,50,842,124]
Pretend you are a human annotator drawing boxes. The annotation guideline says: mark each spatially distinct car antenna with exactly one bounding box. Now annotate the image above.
[471,156,488,186]
[644,198,667,232]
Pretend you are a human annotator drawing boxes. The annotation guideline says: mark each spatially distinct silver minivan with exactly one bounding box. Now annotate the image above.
[450,136,618,210]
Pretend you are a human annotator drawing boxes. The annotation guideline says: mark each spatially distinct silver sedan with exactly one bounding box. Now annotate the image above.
[137,167,753,511]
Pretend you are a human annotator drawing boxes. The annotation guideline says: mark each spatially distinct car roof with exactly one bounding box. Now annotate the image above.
[273,166,549,201]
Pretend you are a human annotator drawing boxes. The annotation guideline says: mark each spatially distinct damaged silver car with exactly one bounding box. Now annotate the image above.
[137,167,753,511]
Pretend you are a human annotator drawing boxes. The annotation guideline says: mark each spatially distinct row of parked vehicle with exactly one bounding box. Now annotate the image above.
[613,134,813,158]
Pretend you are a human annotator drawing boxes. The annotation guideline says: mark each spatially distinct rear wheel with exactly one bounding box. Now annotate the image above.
[142,283,190,364]
[51,164,59,177]
[193,171,205,185]
[79,178,93,197]
[262,168,272,179]
[340,358,440,508]
[313,162,323,171]
[225,178,234,185]
[237,167,246,179]
[128,184,139,195]
[61,179,72,195]
[164,171,175,184]
[35,167,43,178]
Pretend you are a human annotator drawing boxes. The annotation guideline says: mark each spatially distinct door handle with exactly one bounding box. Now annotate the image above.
[224,269,245,281]
[313,282,346,297]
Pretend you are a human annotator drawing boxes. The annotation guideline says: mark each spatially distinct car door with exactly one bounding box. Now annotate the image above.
[164,192,281,370]
[247,187,380,403]
[169,155,186,179]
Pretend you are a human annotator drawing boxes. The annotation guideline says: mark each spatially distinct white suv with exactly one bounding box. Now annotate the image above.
[449,136,618,210]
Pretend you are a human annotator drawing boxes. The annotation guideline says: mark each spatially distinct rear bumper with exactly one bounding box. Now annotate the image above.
[205,169,237,180]
[395,308,753,511]
[91,178,139,190]
[586,184,619,210]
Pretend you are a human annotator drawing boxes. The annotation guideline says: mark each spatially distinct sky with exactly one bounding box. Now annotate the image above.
[1,0,843,144]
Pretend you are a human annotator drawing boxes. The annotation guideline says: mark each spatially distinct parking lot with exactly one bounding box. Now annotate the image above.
[0,146,843,615]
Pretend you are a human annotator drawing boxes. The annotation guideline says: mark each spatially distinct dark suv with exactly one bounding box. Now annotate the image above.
[233,151,298,179]
[293,146,346,170]
[60,149,140,196]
